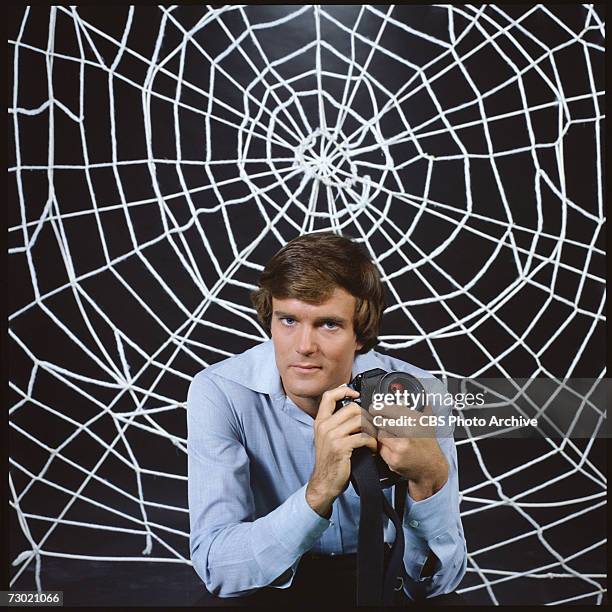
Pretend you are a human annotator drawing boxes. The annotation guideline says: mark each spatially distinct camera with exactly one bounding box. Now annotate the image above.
[335,368,425,488]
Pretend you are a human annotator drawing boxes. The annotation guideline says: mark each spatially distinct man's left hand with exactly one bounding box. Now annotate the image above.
[370,404,449,501]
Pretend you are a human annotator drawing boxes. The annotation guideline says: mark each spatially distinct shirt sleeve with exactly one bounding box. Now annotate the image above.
[187,371,331,598]
[400,433,467,600]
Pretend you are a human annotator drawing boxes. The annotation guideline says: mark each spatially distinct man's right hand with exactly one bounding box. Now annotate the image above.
[306,385,378,518]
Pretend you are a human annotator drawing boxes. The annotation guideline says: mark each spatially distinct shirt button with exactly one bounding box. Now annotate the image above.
[329,520,334,526]
[409,519,419,528]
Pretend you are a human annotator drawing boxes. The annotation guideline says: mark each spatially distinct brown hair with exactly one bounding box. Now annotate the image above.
[250,232,385,354]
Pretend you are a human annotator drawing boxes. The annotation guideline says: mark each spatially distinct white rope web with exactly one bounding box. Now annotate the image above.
[8,5,606,605]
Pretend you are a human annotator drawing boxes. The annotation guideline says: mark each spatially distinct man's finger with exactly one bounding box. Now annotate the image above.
[360,409,378,438]
[334,410,378,439]
[316,385,360,421]
[347,432,378,453]
[378,436,410,451]
[329,403,377,433]
[327,401,361,426]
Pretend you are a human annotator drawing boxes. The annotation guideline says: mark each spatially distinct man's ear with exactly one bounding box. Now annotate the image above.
[355,338,364,352]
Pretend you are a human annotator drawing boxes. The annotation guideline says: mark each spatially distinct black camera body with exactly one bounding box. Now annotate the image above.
[336,368,426,489]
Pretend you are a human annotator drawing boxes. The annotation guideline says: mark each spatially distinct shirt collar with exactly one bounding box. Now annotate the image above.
[211,339,388,396]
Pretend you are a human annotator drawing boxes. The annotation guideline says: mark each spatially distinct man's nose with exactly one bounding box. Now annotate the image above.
[296,325,317,354]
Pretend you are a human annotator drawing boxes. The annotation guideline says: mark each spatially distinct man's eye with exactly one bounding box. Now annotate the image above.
[323,321,338,330]
[280,317,296,326]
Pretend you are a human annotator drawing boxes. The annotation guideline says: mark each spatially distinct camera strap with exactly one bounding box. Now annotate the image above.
[350,447,407,606]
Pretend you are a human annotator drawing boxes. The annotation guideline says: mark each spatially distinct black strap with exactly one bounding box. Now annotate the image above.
[382,487,406,605]
[350,446,384,606]
[350,448,407,606]
[392,479,409,598]
[394,479,408,521]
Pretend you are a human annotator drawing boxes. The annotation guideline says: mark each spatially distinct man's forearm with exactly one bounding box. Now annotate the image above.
[194,484,332,597]
[400,437,467,600]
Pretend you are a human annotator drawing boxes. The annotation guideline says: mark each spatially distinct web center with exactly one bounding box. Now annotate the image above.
[295,128,357,188]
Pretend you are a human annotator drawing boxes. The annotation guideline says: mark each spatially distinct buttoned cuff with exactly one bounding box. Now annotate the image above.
[270,483,332,551]
[401,477,457,585]
[403,476,455,538]
[256,483,331,588]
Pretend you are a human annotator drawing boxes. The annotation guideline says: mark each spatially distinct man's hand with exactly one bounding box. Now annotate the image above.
[373,404,449,501]
[306,385,378,518]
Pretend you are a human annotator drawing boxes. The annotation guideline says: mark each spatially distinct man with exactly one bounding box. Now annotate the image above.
[187,232,467,606]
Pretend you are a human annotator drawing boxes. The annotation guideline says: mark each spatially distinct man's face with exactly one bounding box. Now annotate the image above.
[271,287,363,411]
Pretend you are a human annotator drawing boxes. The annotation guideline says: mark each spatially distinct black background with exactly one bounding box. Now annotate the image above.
[7,5,606,606]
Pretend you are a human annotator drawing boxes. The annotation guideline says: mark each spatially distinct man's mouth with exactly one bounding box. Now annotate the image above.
[290,364,322,373]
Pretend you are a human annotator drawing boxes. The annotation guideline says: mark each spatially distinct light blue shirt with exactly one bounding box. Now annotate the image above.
[187,339,467,599]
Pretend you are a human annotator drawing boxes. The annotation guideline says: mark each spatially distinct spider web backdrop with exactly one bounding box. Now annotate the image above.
[8,5,606,605]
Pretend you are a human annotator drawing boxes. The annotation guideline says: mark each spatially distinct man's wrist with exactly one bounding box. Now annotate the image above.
[408,456,449,501]
[408,477,443,501]
[305,481,335,519]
